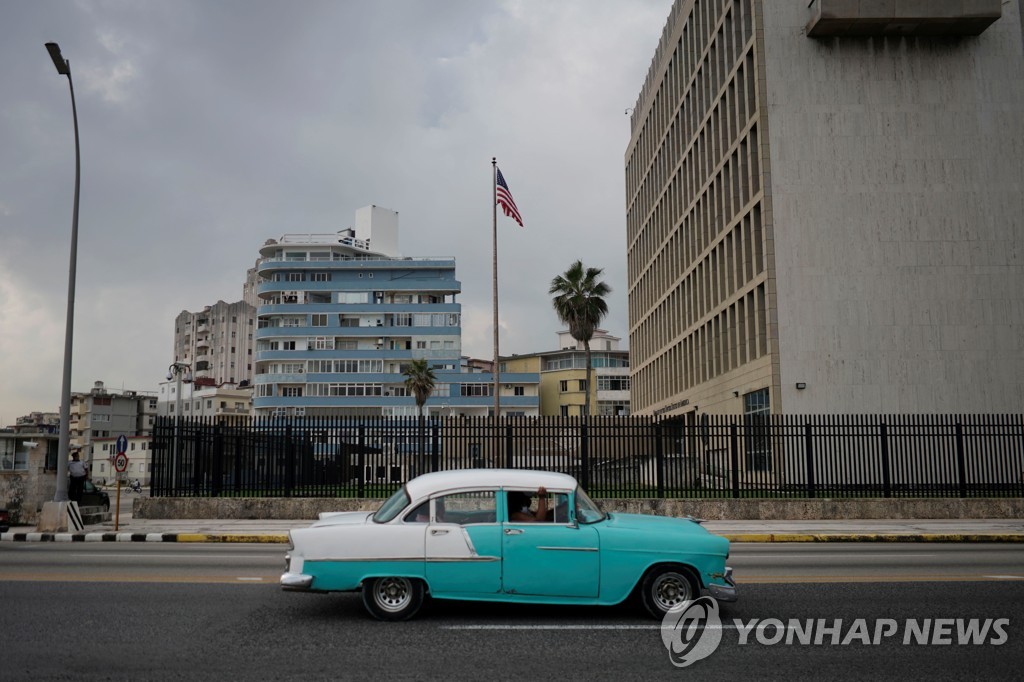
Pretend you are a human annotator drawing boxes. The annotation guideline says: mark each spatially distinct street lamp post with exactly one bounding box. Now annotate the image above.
[46,42,81,504]
[167,362,192,484]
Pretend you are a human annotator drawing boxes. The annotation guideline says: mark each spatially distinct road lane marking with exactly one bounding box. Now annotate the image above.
[983,575,1024,580]
[0,574,279,584]
[443,625,662,630]
[66,553,277,560]
[734,554,938,559]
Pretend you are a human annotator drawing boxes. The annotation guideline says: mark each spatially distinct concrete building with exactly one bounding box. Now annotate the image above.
[172,300,256,388]
[90,434,152,487]
[0,434,58,524]
[501,330,631,416]
[70,381,158,472]
[253,206,538,417]
[626,0,1024,418]
[156,382,253,420]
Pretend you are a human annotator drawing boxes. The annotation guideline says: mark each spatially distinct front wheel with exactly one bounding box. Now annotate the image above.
[640,566,698,619]
[362,576,426,621]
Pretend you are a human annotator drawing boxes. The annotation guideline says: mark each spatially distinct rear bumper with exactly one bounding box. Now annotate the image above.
[280,572,313,590]
[706,566,737,602]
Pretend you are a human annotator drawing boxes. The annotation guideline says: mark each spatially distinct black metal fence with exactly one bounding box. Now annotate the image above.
[150,414,1024,499]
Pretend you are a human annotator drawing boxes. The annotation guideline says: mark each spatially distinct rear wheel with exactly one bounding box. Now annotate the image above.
[640,566,698,619]
[362,576,426,621]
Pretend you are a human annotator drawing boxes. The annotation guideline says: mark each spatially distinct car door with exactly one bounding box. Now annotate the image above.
[422,491,502,595]
[501,490,600,598]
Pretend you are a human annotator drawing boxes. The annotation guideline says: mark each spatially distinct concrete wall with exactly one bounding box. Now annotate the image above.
[764,2,1024,413]
[134,496,1024,520]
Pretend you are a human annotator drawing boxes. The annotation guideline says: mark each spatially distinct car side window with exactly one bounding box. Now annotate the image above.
[403,500,431,523]
[437,491,496,525]
[546,493,570,523]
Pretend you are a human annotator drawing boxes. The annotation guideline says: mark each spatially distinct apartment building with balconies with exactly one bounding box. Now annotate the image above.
[253,206,538,417]
[172,300,256,388]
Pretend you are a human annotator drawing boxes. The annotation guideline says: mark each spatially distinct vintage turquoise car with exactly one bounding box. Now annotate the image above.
[281,469,736,620]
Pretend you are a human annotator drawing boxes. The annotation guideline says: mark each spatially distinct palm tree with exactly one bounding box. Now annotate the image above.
[549,260,611,417]
[403,358,436,417]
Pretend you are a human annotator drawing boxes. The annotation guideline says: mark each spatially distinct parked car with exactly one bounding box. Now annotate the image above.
[281,469,736,621]
[80,481,110,511]
[0,508,9,533]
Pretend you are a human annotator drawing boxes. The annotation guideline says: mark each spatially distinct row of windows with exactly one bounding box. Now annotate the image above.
[258,338,458,353]
[631,202,764,365]
[262,313,461,329]
[629,119,761,329]
[100,441,147,452]
[627,0,754,212]
[541,354,630,371]
[597,377,630,391]
[634,283,767,411]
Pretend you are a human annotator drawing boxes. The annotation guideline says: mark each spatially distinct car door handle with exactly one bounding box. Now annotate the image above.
[430,529,449,536]
[504,528,524,535]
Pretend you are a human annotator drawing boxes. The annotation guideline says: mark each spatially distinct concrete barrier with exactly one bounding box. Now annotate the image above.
[134,496,1024,520]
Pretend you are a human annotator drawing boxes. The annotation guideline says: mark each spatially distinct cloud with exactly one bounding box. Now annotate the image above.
[0,0,673,424]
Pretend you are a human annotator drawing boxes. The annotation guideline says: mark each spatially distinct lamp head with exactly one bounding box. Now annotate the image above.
[45,42,70,76]
[166,371,174,381]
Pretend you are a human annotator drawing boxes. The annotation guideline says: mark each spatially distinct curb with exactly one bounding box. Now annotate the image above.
[3,531,1024,543]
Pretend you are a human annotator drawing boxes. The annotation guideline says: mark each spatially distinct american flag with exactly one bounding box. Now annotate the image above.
[496,167,523,227]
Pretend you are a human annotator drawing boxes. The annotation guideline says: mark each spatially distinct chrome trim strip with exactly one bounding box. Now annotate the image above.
[305,556,500,563]
[307,557,424,563]
[425,556,500,563]
[536,546,599,552]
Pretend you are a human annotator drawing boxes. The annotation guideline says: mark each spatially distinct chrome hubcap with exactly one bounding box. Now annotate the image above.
[373,577,412,612]
[652,573,691,611]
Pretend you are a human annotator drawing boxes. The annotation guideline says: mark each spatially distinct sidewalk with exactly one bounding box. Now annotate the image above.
[3,510,1023,543]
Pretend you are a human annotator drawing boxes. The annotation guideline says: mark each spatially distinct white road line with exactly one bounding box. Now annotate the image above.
[983,575,1024,580]
[236,577,265,581]
[68,553,275,560]
[734,554,938,559]
[442,625,662,630]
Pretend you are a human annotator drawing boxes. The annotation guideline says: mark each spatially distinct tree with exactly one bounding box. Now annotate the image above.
[403,358,436,417]
[549,260,611,417]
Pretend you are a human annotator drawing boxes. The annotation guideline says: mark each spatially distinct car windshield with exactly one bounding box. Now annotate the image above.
[373,487,410,523]
[575,487,607,524]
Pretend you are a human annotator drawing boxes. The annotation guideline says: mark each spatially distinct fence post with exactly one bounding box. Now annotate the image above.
[212,421,223,497]
[505,423,514,469]
[729,422,740,499]
[580,421,590,490]
[654,421,665,499]
[805,422,816,499]
[357,424,366,498]
[955,421,967,498]
[284,422,295,497]
[431,420,440,473]
[880,421,891,498]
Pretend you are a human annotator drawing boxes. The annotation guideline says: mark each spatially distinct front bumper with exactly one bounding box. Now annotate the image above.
[706,566,737,602]
[280,572,313,590]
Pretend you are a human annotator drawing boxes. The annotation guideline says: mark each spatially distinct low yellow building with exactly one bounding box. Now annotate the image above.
[501,330,630,417]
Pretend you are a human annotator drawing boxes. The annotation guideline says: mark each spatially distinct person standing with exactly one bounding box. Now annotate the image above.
[68,451,88,504]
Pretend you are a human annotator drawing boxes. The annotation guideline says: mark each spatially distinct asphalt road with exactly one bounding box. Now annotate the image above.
[1,544,1021,680]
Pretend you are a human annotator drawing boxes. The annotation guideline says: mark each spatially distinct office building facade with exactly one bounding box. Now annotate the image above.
[626,0,1024,417]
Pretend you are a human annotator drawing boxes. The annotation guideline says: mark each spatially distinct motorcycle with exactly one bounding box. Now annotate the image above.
[123,478,144,494]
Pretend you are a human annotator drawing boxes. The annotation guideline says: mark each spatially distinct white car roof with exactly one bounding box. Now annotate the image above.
[405,469,578,500]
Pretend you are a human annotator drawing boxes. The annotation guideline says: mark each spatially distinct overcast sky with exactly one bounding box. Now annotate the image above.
[0,0,672,425]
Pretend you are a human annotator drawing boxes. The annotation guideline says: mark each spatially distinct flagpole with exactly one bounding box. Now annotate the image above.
[491,157,500,419]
